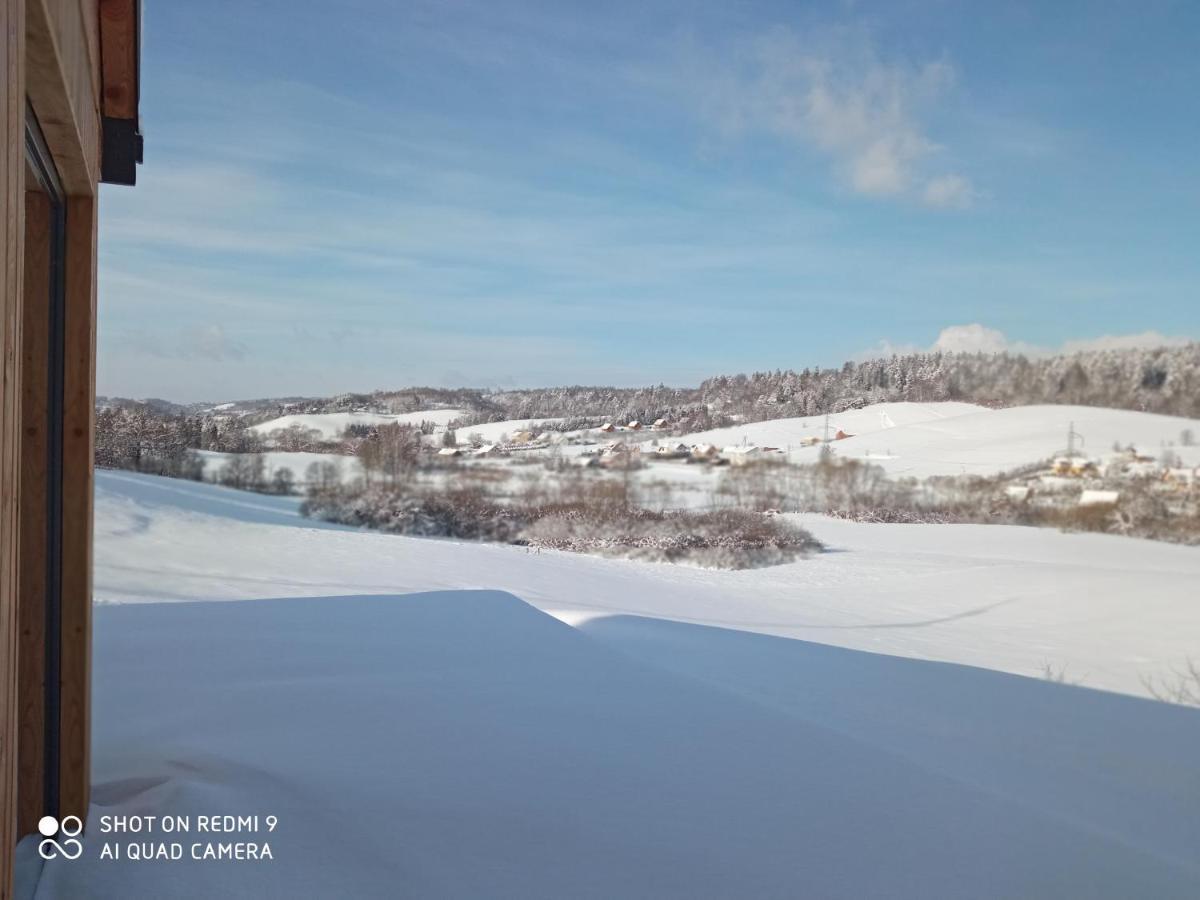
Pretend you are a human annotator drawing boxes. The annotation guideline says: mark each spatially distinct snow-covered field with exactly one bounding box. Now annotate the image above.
[666,402,1200,478]
[249,408,465,440]
[453,416,566,443]
[90,470,1200,695]
[21,471,1200,897]
[674,400,987,450]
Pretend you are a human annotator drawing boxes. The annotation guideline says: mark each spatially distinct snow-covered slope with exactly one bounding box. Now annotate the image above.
[677,401,988,448]
[249,408,464,440]
[453,417,565,442]
[31,471,1198,898]
[826,404,1200,478]
[93,470,1200,699]
[27,590,1195,899]
[673,402,1200,477]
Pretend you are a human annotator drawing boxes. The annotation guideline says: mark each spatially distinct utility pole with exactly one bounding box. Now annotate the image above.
[1067,421,1085,457]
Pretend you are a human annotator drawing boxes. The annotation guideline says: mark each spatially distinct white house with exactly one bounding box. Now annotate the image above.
[722,446,763,466]
[1078,489,1120,508]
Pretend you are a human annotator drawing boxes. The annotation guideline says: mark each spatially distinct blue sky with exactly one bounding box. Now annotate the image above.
[98,0,1200,402]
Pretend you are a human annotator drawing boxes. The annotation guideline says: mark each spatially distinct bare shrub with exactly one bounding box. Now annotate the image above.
[1039,662,1085,686]
[303,484,526,542]
[1142,658,1200,707]
[520,507,821,569]
[302,480,822,569]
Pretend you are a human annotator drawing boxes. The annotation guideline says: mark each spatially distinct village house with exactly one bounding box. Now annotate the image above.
[1078,489,1120,508]
[627,420,642,430]
[598,422,615,433]
[723,445,763,466]
[1164,467,1199,490]
[599,443,642,469]
[652,418,668,429]
[654,442,690,459]
[1052,457,1099,477]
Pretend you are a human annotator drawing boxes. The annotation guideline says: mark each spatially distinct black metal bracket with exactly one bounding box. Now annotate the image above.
[101,116,143,186]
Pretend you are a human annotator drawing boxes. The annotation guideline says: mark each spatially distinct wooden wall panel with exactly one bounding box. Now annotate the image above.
[16,188,49,838]
[58,191,96,824]
[25,0,100,193]
[1,0,26,896]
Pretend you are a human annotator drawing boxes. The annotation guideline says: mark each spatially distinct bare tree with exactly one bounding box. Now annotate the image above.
[271,466,296,495]
[219,453,266,492]
[1142,658,1200,706]
[359,423,421,486]
[274,423,322,452]
[305,460,343,494]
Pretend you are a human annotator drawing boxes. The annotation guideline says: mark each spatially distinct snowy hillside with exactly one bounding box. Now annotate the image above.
[676,401,989,448]
[249,408,464,440]
[24,470,1198,898]
[670,402,1200,478]
[453,417,566,442]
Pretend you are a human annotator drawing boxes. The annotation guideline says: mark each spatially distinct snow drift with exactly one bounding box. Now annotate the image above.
[26,592,1200,898]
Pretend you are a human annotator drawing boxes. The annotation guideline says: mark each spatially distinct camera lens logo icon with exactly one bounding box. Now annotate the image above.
[38,815,83,860]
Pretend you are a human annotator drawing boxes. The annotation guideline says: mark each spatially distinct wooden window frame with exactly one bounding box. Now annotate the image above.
[19,102,67,834]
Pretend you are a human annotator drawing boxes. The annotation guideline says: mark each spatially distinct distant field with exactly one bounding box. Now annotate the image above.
[664,402,1200,478]
[250,408,465,440]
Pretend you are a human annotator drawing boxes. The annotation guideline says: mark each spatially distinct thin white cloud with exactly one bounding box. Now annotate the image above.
[931,323,1014,354]
[681,28,975,208]
[181,324,248,362]
[922,174,976,210]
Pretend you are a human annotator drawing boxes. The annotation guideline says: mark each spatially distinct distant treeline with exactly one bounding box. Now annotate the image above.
[96,345,1200,476]
[456,344,1200,425]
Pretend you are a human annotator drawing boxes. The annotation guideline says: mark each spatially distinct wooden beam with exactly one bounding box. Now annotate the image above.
[16,187,50,838]
[98,0,135,119]
[58,191,96,824]
[1,1,27,896]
